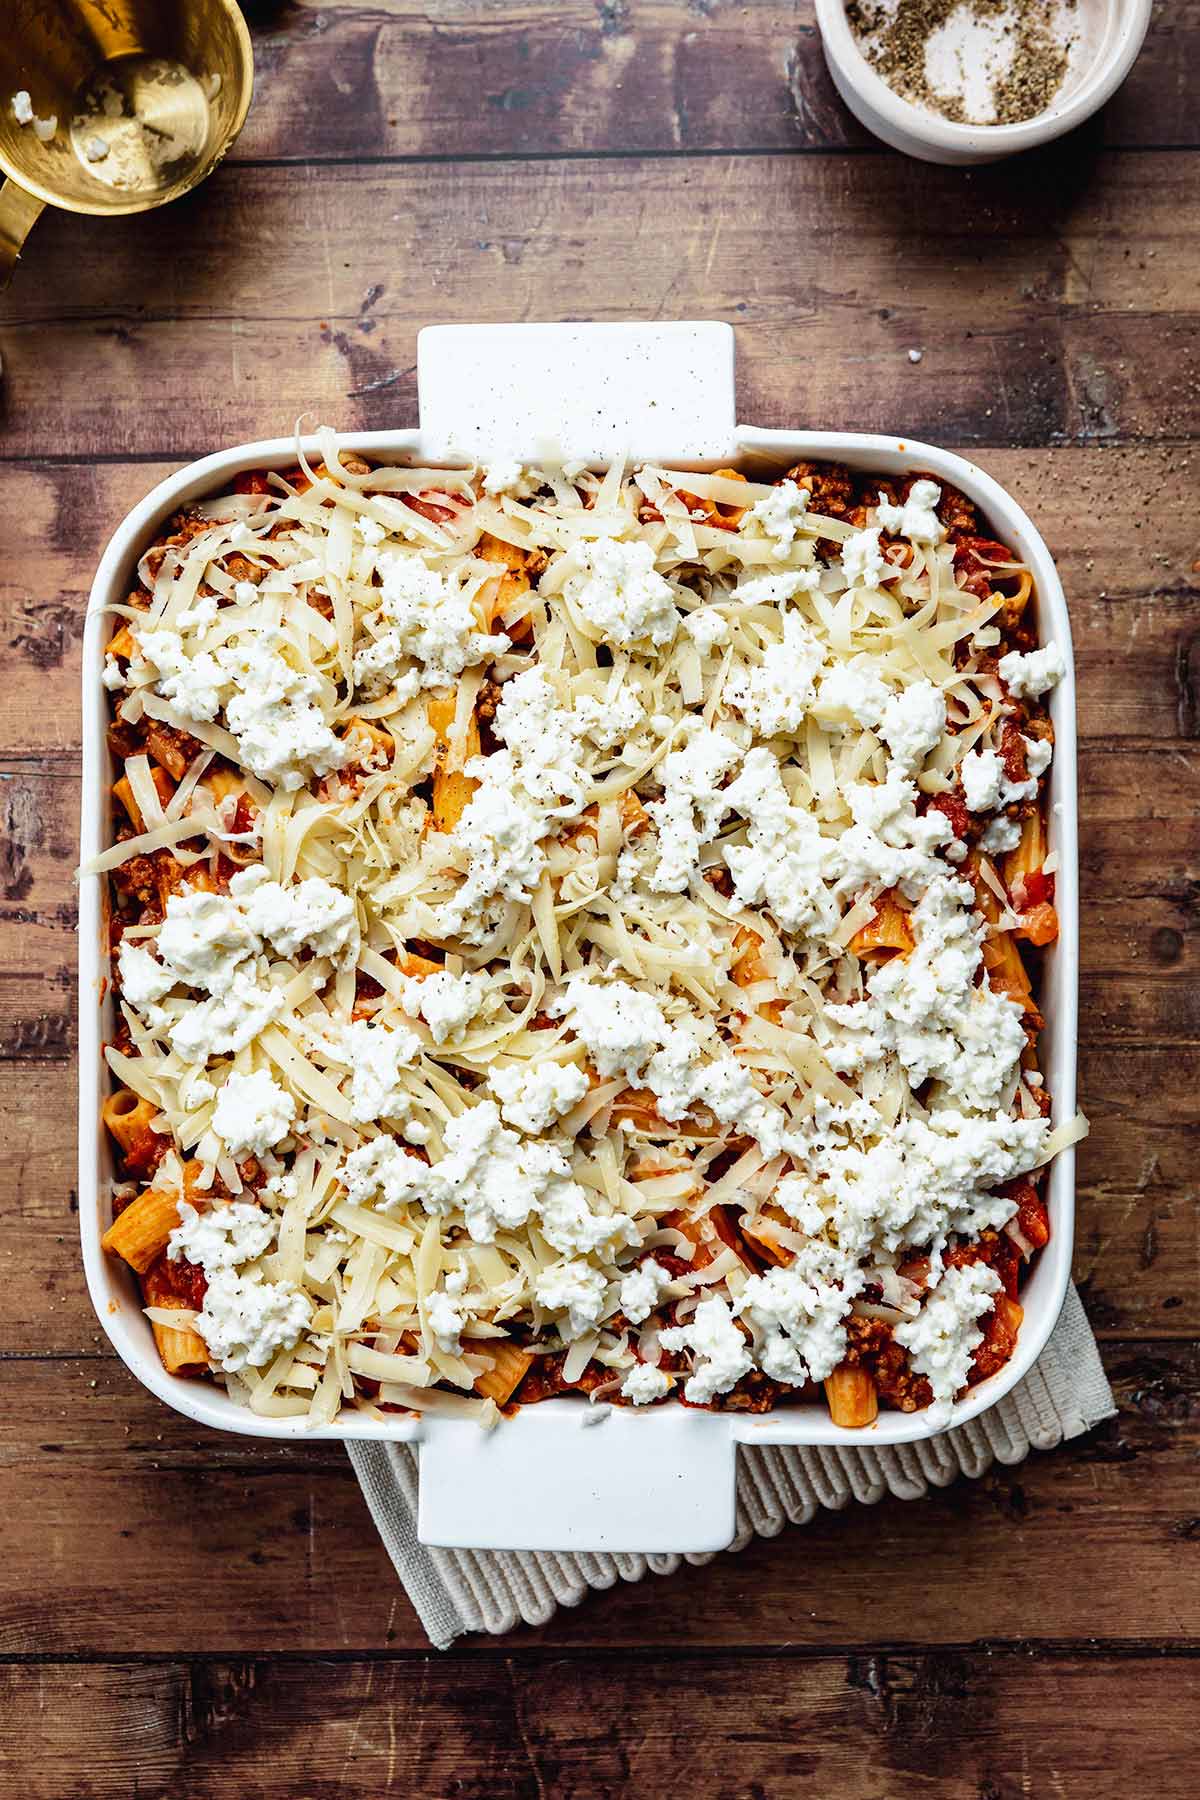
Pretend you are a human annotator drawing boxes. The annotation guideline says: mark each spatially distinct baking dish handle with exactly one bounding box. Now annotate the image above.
[416,319,738,466]
[416,1405,738,1555]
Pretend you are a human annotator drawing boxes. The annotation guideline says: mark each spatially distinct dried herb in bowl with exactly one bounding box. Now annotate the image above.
[846,0,1081,127]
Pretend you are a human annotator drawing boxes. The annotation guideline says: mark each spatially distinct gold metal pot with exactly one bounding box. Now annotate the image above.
[0,0,253,283]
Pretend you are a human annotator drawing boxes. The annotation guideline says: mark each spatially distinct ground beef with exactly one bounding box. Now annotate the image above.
[925,789,977,849]
[110,848,204,922]
[148,1248,207,1312]
[513,1352,612,1406]
[782,459,855,519]
[844,1315,934,1413]
[106,718,146,762]
[945,1229,1024,1301]
[969,1298,1022,1385]
[938,482,980,542]
[692,1369,798,1414]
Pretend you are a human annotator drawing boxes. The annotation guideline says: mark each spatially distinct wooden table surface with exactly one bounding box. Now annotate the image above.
[1,3,1197,1794]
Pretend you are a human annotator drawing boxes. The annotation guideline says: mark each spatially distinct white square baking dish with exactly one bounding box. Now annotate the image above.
[78,322,1077,1552]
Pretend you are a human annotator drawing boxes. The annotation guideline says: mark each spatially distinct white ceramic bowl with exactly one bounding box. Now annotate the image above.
[816,0,1153,165]
[78,323,1078,1552]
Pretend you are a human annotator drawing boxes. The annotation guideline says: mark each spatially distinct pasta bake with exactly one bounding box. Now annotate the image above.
[94,438,1082,1429]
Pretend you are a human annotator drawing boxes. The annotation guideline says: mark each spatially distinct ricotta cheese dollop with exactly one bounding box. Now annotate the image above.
[99,449,1067,1428]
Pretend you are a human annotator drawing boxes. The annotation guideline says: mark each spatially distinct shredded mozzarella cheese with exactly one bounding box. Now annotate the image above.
[96,447,1072,1427]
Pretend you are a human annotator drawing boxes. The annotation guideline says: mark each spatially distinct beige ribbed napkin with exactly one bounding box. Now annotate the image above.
[349,1283,1113,1649]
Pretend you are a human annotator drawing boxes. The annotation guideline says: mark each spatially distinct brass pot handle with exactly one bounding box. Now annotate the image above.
[0,180,46,286]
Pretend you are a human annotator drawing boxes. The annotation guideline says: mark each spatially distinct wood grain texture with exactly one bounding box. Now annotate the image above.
[0,1345,1196,1656]
[225,1,1200,161]
[0,0,1196,1785]
[2,1651,1199,1799]
[1,153,1198,457]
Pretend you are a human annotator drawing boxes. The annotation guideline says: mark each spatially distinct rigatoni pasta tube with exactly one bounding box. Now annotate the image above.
[428,694,480,830]
[102,1159,206,1273]
[112,765,175,832]
[102,1185,186,1274]
[473,1343,534,1406]
[824,1362,879,1429]
[102,1088,158,1159]
[142,1259,209,1376]
[739,1205,794,1268]
[848,888,914,963]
